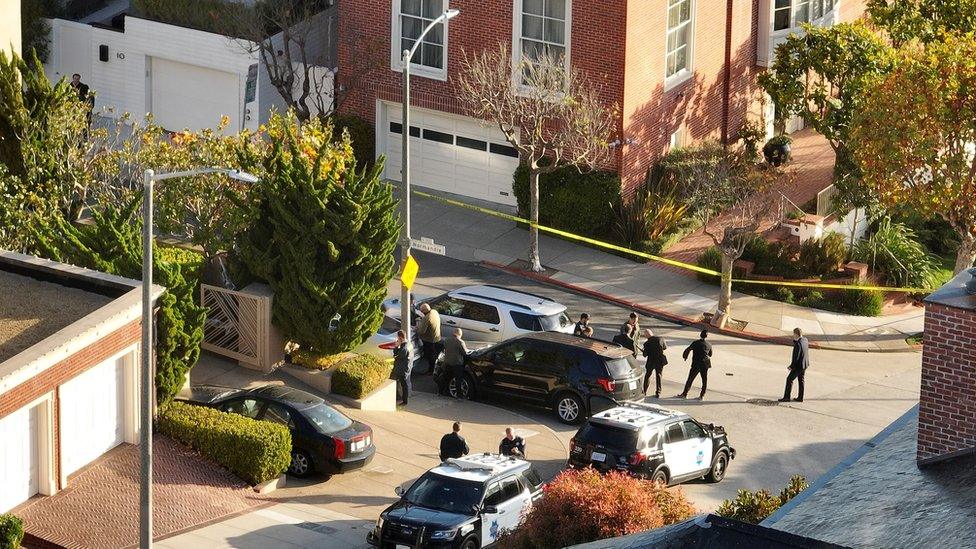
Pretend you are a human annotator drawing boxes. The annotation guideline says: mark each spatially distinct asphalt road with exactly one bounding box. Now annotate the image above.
[392,251,923,512]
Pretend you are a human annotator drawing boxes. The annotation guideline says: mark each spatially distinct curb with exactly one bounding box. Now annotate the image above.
[479,261,918,354]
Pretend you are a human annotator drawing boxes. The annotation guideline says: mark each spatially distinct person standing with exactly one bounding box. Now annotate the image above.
[779,327,810,403]
[498,427,526,457]
[392,330,412,406]
[573,313,590,336]
[439,422,470,461]
[678,329,712,400]
[641,328,668,398]
[416,303,441,374]
[619,312,640,357]
[70,73,94,127]
[441,328,470,398]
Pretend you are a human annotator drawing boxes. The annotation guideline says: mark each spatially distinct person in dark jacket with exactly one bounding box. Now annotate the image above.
[439,422,469,461]
[440,328,470,397]
[617,312,640,356]
[779,327,810,402]
[678,329,712,400]
[641,328,668,398]
[498,427,526,457]
[573,313,590,337]
[392,330,412,406]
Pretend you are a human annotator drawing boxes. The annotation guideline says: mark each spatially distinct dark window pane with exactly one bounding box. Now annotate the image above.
[422,0,441,18]
[402,15,423,40]
[461,301,500,324]
[523,0,544,15]
[665,422,685,443]
[682,420,706,439]
[457,136,487,150]
[544,0,565,19]
[402,0,422,16]
[420,42,443,68]
[522,14,544,40]
[426,23,443,45]
[423,128,454,144]
[409,126,420,138]
[390,122,403,134]
[510,311,541,331]
[774,9,791,30]
[490,143,519,158]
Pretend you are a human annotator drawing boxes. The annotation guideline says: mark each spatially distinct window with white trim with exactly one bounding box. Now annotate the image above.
[794,0,810,24]
[394,0,447,76]
[773,0,836,31]
[811,0,823,19]
[518,0,568,75]
[666,0,693,80]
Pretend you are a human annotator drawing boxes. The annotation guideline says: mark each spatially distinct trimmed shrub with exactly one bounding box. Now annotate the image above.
[839,288,884,316]
[157,401,291,485]
[513,164,622,238]
[332,113,375,170]
[696,247,723,284]
[291,349,348,371]
[648,141,726,200]
[717,475,808,524]
[0,514,24,549]
[798,233,847,275]
[331,354,392,399]
[496,468,697,548]
[157,245,205,283]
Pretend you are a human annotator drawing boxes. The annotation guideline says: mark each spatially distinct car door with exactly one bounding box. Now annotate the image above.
[260,403,305,452]
[681,420,713,475]
[481,476,528,546]
[662,421,690,477]
[425,294,466,335]
[455,299,503,342]
[516,343,570,401]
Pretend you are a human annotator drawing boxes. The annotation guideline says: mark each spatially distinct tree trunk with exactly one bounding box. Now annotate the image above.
[713,253,734,329]
[953,232,976,275]
[529,168,542,272]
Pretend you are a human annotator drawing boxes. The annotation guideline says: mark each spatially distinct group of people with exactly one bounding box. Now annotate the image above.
[392,302,469,406]
[438,422,527,462]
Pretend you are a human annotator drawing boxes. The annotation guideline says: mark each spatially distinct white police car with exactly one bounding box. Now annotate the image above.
[567,402,735,486]
[367,454,544,548]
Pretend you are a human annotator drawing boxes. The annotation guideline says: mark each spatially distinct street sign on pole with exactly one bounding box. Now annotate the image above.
[401,255,419,290]
[409,237,446,256]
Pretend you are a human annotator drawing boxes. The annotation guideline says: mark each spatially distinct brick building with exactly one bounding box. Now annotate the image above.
[0,251,161,513]
[338,0,866,206]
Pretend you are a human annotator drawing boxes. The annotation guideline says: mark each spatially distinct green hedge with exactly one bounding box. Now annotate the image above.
[513,164,622,238]
[157,401,291,485]
[696,247,723,283]
[332,114,375,171]
[0,514,24,549]
[331,354,392,399]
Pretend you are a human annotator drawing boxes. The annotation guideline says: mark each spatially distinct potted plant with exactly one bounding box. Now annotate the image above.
[763,134,793,167]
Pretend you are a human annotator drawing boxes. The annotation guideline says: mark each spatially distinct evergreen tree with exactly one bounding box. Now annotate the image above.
[233,114,397,354]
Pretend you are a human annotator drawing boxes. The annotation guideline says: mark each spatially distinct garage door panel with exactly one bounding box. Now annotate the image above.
[151,58,240,135]
[60,358,124,477]
[0,407,38,512]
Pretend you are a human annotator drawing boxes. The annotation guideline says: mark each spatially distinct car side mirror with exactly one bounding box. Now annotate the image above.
[482,505,498,515]
[395,486,405,497]
[708,423,715,431]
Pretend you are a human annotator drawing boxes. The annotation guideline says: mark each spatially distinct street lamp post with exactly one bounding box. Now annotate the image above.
[139,167,258,549]
[399,8,460,346]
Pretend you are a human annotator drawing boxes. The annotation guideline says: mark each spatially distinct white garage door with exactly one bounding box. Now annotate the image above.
[382,104,521,206]
[0,406,38,512]
[60,358,125,477]
[151,57,241,134]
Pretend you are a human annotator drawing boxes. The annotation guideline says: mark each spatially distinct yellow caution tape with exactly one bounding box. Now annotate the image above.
[412,189,936,294]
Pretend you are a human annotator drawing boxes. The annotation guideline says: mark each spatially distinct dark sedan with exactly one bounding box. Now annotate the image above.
[176,384,375,478]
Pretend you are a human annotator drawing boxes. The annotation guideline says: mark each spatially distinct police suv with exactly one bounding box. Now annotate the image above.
[567,402,735,486]
[367,454,544,548]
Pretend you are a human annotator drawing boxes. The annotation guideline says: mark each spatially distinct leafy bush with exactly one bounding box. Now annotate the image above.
[513,164,622,238]
[696,247,723,283]
[331,354,392,399]
[853,218,937,288]
[332,114,375,170]
[842,288,884,316]
[291,349,348,371]
[157,401,291,485]
[647,141,726,203]
[798,232,847,275]
[742,237,798,277]
[717,475,808,524]
[157,245,205,283]
[496,468,696,548]
[132,0,252,36]
[0,514,24,549]
[612,188,688,248]
[890,206,960,256]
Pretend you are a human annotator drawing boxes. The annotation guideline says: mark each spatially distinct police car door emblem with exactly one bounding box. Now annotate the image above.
[490,519,500,539]
[697,449,705,465]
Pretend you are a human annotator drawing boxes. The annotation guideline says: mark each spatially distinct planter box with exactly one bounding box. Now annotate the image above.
[280,363,334,395]
[330,379,397,412]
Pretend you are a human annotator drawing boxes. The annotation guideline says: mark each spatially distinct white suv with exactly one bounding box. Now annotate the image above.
[367,454,544,548]
[383,285,574,343]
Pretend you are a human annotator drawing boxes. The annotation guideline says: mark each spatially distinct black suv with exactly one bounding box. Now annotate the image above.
[437,332,645,424]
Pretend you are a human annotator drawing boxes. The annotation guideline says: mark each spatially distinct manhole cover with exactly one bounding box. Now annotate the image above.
[746,398,779,407]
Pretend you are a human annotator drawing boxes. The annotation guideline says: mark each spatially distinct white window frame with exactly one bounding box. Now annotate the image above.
[390,0,450,81]
[772,0,838,32]
[664,0,695,91]
[511,0,573,88]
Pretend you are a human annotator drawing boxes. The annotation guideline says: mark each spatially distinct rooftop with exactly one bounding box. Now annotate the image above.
[589,403,687,430]
[924,268,976,311]
[432,453,527,481]
[766,407,976,548]
[450,285,566,315]
[0,270,111,364]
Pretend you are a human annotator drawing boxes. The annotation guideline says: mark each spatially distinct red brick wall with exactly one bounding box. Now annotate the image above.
[917,303,976,463]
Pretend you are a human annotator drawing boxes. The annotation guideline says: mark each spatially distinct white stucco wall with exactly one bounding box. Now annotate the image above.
[1,0,21,56]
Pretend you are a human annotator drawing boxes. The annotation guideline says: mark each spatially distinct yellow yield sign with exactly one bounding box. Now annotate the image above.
[401,255,419,290]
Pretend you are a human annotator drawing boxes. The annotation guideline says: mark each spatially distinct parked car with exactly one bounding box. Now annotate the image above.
[356,316,423,369]
[367,454,544,548]
[438,332,645,424]
[382,285,574,344]
[567,402,735,487]
[175,384,375,478]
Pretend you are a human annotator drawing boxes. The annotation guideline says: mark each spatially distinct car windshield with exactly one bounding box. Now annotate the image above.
[302,403,353,433]
[580,422,639,450]
[403,472,484,515]
[539,312,571,331]
[605,357,636,378]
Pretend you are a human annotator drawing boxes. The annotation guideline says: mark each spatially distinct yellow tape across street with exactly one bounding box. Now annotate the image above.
[412,189,935,294]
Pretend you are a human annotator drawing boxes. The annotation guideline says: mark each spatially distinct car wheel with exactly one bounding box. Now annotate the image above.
[449,375,475,400]
[459,535,479,549]
[651,468,669,487]
[707,451,729,483]
[288,449,314,478]
[555,393,584,424]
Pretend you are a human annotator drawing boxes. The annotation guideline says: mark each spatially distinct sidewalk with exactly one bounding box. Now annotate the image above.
[405,188,923,353]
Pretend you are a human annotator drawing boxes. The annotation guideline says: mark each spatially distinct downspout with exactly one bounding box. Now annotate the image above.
[721,0,734,146]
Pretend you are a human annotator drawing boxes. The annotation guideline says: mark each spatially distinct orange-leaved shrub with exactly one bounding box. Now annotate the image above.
[496,468,697,548]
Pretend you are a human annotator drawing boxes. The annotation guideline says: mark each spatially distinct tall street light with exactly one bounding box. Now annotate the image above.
[139,167,258,549]
[400,7,460,345]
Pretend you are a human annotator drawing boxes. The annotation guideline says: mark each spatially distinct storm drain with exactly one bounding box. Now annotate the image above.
[746,398,780,407]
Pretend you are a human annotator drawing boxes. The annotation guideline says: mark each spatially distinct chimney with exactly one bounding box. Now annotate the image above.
[917,268,976,465]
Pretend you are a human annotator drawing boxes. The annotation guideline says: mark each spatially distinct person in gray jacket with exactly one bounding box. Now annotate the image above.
[780,327,810,403]
[441,328,470,398]
[416,303,442,374]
